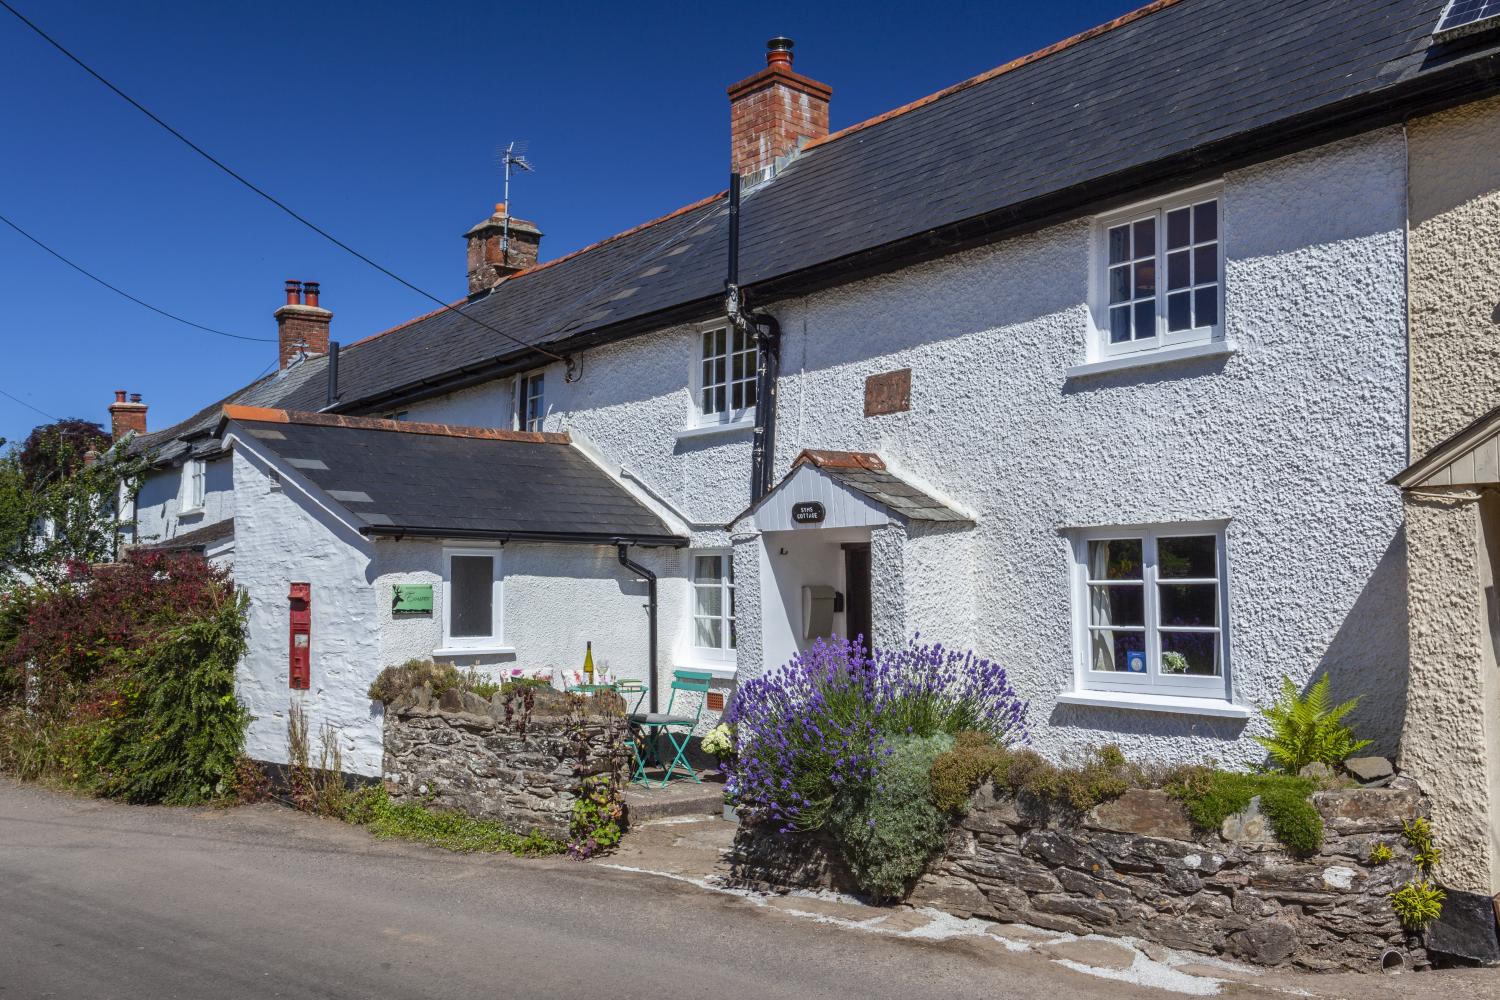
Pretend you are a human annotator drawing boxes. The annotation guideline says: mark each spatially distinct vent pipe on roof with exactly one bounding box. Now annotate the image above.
[325,341,340,409]
[725,172,783,505]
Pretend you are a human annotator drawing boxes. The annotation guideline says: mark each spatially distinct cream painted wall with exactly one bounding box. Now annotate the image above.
[1408,95,1500,456]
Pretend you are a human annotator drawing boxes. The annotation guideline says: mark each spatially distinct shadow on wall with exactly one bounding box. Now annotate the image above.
[1046,704,1248,756]
[1314,527,1409,759]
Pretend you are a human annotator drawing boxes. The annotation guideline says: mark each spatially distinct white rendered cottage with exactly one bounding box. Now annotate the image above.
[122,3,1500,893]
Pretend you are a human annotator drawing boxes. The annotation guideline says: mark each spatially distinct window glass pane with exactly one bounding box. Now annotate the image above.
[1133,300,1156,340]
[1133,259,1156,297]
[1160,630,1219,676]
[695,586,723,617]
[1166,207,1191,249]
[1109,265,1130,304]
[713,386,726,414]
[1159,535,1216,577]
[1089,584,1144,627]
[1167,250,1190,290]
[695,617,722,649]
[744,379,757,408]
[1088,538,1143,580]
[1193,244,1217,285]
[450,556,493,638]
[1159,583,1217,627]
[1132,218,1155,257]
[1194,286,1219,327]
[1108,225,1130,265]
[694,555,722,583]
[1167,292,1192,332]
[714,357,726,384]
[731,381,745,411]
[1110,306,1131,343]
[728,618,737,650]
[1091,630,1146,673]
[1193,201,1218,242]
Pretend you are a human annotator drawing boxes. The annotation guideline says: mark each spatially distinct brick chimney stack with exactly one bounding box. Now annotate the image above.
[465,203,542,296]
[275,280,332,369]
[728,37,831,182]
[108,389,148,441]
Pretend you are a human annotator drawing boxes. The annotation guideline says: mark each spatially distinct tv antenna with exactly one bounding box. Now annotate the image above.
[497,140,534,263]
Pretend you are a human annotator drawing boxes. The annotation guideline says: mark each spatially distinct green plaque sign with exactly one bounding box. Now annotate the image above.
[392,583,433,614]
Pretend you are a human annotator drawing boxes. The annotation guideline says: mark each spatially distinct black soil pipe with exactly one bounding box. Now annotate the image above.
[326,341,340,408]
[617,544,660,714]
[750,312,781,503]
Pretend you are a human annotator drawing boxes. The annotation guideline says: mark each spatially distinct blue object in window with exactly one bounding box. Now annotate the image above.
[1126,650,1147,674]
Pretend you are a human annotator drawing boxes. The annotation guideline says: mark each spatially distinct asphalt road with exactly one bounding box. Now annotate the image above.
[5,780,1499,1000]
[0,779,1174,1000]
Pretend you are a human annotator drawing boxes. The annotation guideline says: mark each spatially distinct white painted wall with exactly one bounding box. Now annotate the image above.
[233,127,1411,768]
[134,456,233,544]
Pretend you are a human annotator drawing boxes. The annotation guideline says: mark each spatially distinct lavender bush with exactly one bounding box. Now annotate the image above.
[726,635,1027,834]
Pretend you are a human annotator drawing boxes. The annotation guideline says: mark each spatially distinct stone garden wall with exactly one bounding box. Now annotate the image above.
[382,686,627,839]
[729,778,1429,971]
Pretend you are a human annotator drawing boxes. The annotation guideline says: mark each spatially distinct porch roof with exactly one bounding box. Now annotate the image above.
[218,407,686,546]
[1392,403,1500,490]
[736,450,971,529]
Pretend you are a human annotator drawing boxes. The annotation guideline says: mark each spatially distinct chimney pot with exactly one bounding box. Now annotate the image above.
[766,36,794,68]
[284,279,303,306]
[129,393,142,404]
[114,389,127,404]
[303,281,321,308]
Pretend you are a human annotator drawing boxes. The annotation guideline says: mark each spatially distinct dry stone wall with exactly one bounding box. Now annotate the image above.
[729,780,1429,972]
[382,686,627,839]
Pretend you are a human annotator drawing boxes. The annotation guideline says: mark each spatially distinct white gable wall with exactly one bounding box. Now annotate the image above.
[133,456,233,545]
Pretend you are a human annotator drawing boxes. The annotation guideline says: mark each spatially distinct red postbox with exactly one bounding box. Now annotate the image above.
[288,582,311,689]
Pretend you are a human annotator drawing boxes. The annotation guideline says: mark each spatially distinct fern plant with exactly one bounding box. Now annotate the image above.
[1402,817,1443,874]
[1254,674,1371,773]
[1390,880,1445,930]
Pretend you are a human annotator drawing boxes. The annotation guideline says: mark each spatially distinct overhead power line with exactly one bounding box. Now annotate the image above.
[0,0,566,365]
[0,211,275,343]
[0,386,60,422]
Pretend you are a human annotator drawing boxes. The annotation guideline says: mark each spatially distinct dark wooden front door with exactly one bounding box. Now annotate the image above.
[844,543,872,655]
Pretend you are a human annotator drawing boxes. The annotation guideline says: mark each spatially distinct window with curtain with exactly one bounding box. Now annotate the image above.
[1077,526,1228,697]
[692,552,736,659]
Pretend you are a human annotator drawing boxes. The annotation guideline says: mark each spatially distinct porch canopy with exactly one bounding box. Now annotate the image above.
[218,406,685,546]
[1391,402,1500,490]
[733,449,971,533]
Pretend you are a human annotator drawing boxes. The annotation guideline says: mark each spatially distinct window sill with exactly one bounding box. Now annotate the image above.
[675,661,737,681]
[179,507,205,517]
[1055,689,1250,719]
[432,645,516,658]
[1064,340,1236,381]
[675,419,754,442]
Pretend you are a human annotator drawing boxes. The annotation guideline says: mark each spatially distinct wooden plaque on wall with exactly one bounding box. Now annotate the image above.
[864,368,912,417]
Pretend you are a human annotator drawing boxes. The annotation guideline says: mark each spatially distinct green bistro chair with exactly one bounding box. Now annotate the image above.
[627,671,712,787]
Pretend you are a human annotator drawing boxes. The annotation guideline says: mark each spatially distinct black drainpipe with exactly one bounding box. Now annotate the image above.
[325,341,340,408]
[726,172,783,505]
[617,544,659,714]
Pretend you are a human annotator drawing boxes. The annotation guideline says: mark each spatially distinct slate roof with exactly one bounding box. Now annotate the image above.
[220,407,685,545]
[137,517,235,553]
[143,0,1500,449]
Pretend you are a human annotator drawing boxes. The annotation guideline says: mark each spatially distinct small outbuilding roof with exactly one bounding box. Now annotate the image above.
[135,516,235,554]
[736,449,971,528]
[1392,403,1500,489]
[219,407,685,546]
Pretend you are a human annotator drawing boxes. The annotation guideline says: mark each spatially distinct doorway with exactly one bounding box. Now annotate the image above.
[844,543,872,655]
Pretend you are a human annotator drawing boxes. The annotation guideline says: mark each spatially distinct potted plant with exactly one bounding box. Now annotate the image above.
[701,722,737,821]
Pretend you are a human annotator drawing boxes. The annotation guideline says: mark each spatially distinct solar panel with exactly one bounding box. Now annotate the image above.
[1436,0,1500,39]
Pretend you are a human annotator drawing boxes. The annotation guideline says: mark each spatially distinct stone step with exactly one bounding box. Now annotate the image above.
[622,780,725,824]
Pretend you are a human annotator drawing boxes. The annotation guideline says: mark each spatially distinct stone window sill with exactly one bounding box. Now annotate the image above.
[432,645,516,659]
[674,661,737,681]
[1056,689,1250,719]
[1064,340,1237,381]
[675,419,754,442]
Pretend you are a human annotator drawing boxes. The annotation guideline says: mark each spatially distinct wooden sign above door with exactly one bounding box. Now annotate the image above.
[865,368,912,417]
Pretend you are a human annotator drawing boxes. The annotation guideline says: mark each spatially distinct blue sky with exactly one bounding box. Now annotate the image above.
[0,0,1135,446]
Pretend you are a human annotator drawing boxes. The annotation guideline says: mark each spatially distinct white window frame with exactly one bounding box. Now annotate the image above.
[691,321,757,428]
[181,458,206,513]
[689,549,737,663]
[1068,521,1231,700]
[439,546,504,652]
[1092,184,1223,361]
[514,369,547,432]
